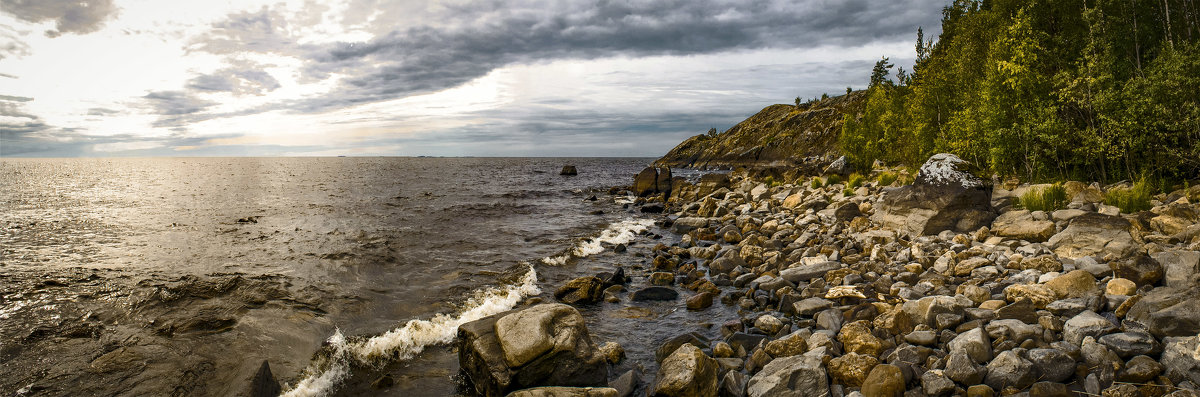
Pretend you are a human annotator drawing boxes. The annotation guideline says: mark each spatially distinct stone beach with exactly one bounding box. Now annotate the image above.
[458,153,1200,397]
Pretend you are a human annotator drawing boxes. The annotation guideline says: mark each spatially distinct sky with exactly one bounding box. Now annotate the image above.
[0,0,948,157]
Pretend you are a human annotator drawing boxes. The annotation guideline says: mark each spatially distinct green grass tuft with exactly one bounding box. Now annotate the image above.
[847,173,866,189]
[826,174,842,185]
[810,176,824,189]
[1105,178,1154,213]
[876,171,898,187]
[1017,183,1068,212]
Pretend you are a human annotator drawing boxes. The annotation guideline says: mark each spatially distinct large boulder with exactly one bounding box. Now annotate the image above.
[1152,250,1200,288]
[1161,336,1200,385]
[1046,213,1138,260]
[555,277,605,305]
[633,167,674,197]
[871,154,995,237]
[458,304,608,397]
[746,352,829,397]
[1125,285,1200,338]
[653,343,718,397]
[991,210,1057,242]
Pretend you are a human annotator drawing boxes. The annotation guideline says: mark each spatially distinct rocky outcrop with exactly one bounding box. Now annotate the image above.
[457,304,608,396]
[990,210,1056,242]
[633,167,672,197]
[655,92,866,168]
[560,165,578,176]
[872,154,995,237]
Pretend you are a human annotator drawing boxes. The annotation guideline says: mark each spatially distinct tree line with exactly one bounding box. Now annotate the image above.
[840,0,1200,184]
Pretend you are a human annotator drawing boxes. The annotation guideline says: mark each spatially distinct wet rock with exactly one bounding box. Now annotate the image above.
[1046,213,1136,260]
[871,154,995,237]
[631,287,679,301]
[248,360,281,397]
[1125,285,1200,337]
[1161,336,1200,385]
[726,333,768,354]
[686,292,715,310]
[983,350,1036,390]
[600,342,625,364]
[1026,348,1074,383]
[610,370,642,397]
[634,168,660,197]
[457,304,607,396]
[746,353,829,397]
[560,165,578,176]
[992,210,1056,242]
[1064,310,1117,346]
[656,333,711,363]
[672,217,709,234]
[508,387,619,397]
[555,277,606,305]
[829,352,879,388]
[860,364,906,397]
[371,374,395,389]
[653,343,718,397]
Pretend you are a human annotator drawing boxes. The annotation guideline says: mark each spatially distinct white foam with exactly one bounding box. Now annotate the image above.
[281,265,541,397]
[540,218,653,266]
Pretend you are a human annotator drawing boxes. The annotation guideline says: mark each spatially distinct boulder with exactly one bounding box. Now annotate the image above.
[983,350,1036,390]
[634,167,659,196]
[948,327,993,364]
[655,333,710,363]
[1044,270,1098,299]
[1110,253,1163,287]
[992,210,1057,242]
[1150,203,1199,235]
[1046,213,1137,260]
[1152,250,1200,288]
[560,166,578,176]
[780,261,842,284]
[1063,310,1117,346]
[871,154,995,237]
[555,277,606,305]
[746,353,829,397]
[458,304,608,396]
[838,320,883,356]
[1161,336,1200,385]
[1125,285,1200,337]
[828,352,879,388]
[672,217,708,234]
[1026,348,1074,383]
[656,167,673,196]
[825,156,850,175]
[653,343,718,397]
[1097,332,1161,358]
[902,295,967,329]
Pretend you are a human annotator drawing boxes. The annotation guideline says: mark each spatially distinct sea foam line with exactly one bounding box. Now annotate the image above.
[281,264,541,397]
[540,218,654,266]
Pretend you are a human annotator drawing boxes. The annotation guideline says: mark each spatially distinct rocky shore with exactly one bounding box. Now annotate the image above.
[456,153,1200,397]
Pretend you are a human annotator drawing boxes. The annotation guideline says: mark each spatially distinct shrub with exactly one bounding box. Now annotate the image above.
[843,187,855,197]
[764,176,782,188]
[877,172,898,187]
[1017,184,1068,212]
[847,173,866,189]
[826,174,842,185]
[1105,178,1154,213]
[810,177,824,189]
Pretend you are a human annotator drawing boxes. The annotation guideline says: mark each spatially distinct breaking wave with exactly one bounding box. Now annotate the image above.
[281,264,541,397]
[540,218,654,266]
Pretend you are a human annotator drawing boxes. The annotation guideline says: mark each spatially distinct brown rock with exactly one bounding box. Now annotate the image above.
[828,352,879,388]
[1044,270,1098,299]
[861,364,906,397]
[838,320,883,356]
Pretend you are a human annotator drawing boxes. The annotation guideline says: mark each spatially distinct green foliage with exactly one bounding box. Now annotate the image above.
[826,174,842,185]
[1104,178,1154,213]
[706,127,718,138]
[843,187,855,197]
[795,97,802,108]
[877,171,898,187]
[838,0,1200,183]
[763,176,782,188]
[847,173,866,189]
[1017,183,1067,211]
[810,176,824,189]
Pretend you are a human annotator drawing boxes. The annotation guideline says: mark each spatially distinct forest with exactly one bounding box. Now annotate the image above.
[840,0,1200,185]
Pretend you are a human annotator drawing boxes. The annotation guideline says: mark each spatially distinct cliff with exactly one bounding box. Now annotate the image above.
[655,91,865,169]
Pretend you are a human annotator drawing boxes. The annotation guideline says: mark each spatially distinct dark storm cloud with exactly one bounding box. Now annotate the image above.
[186,68,282,96]
[0,0,119,37]
[285,0,943,112]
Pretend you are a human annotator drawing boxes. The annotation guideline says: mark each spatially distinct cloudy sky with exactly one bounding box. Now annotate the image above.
[0,0,947,157]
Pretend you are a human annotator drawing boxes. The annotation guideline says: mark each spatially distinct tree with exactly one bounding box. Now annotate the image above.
[795,97,802,108]
[869,57,894,87]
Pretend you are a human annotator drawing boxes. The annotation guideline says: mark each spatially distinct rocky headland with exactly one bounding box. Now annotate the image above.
[456,153,1200,397]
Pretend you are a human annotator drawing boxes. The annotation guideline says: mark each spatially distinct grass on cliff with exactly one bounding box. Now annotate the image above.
[876,171,898,187]
[847,173,866,189]
[1105,178,1154,213]
[811,177,824,189]
[1017,184,1068,212]
[826,174,842,185]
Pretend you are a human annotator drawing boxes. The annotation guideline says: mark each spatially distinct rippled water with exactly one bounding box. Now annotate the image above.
[0,157,741,396]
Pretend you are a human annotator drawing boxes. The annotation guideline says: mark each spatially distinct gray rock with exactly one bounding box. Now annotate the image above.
[754,315,785,335]
[610,370,642,397]
[921,370,956,397]
[1063,310,1117,346]
[872,154,995,237]
[793,298,834,317]
[992,210,1056,242]
[1125,285,1200,337]
[1097,332,1161,358]
[1153,250,1200,288]
[746,352,829,397]
[948,327,993,364]
[720,370,747,397]
[653,344,718,397]
[905,330,937,346]
[1046,213,1137,260]
[984,350,1036,390]
[902,295,967,329]
[944,351,984,385]
[985,319,1043,345]
[672,217,709,234]
[656,332,711,363]
[1118,355,1164,383]
[781,262,842,284]
[1162,336,1200,385]
[726,333,768,354]
[458,304,607,397]
[1026,348,1075,383]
